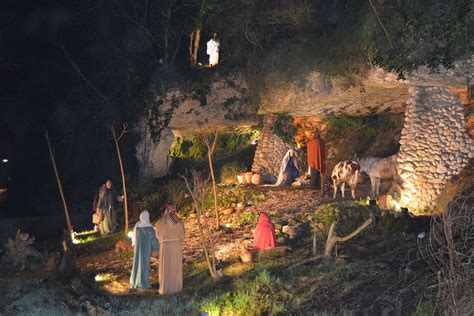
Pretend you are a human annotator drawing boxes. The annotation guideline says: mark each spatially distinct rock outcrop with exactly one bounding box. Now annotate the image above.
[135,73,258,178]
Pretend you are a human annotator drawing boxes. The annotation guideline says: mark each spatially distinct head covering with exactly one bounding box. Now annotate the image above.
[132,210,153,246]
[253,212,277,250]
[271,149,299,186]
[163,204,180,224]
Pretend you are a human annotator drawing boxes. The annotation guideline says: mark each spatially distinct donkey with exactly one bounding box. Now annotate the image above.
[357,154,398,197]
[331,160,360,199]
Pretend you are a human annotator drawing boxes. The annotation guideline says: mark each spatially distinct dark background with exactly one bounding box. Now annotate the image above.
[0,0,471,217]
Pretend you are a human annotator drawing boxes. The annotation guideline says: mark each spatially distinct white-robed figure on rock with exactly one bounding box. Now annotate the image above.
[130,210,160,290]
[206,33,220,66]
[155,204,185,295]
[272,149,299,186]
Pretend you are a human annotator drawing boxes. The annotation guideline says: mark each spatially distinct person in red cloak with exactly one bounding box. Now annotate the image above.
[253,212,277,250]
[306,129,326,190]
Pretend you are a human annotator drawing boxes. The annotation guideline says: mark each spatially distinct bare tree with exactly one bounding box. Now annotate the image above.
[198,130,220,228]
[421,194,473,315]
[180,170,220,280]
[45,130,73,233]
[324,217,373,257]
[109,122,130,233]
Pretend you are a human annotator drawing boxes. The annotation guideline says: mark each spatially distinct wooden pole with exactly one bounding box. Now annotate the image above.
[110,122,129,233]
[208,132,219,228]
[44,130,73,233]
[199,131,220,229]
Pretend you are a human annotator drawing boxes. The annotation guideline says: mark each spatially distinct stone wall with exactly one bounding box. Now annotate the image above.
[251,116,293,183]
[397,86,474,212]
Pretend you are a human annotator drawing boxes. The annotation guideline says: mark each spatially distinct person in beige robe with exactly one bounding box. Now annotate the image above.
[155,204,185,295]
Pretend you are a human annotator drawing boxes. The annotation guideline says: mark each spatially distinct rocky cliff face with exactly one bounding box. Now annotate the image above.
[134,73,258,178]
[259,55,473,118]
[135,56,473,214]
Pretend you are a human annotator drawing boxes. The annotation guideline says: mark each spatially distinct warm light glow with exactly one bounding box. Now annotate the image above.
[71,230,98,244]
[2,159,8,163]
[127,231,133,238]
[95,273,117,282]
[71,232,79,244]
[392,201,401,212]
[74,230,96,236]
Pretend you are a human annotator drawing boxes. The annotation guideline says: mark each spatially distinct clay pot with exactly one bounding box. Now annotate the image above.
[236,174,245,184]
[377,194,392,211]
[251,173,261,185]
[244,172,253,184]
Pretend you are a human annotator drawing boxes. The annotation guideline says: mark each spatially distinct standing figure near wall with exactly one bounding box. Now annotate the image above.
[96,179,118,234]
[306,130,326,190]
[273,149,299,186]
[155,204,185,295]
[130,210,160,290]
[206,33,220,66]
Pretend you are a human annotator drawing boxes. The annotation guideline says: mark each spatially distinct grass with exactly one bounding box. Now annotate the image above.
[194,269,285,315]
[411,299,435,316]
[75,231,125,254]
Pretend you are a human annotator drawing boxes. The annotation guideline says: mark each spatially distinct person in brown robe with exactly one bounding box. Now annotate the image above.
[155,204,185,295]
[306,130,326,190]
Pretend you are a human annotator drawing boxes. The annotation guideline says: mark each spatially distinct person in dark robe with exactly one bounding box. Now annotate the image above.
[130,210,160,290]
[96,180,118,234]
[306,130,326,190]
[253,212,277,250]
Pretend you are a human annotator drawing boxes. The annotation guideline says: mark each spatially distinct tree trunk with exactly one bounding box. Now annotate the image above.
[312,227,317,256]
[324,217,373,257]
[192,28,201,65]
[110,123,129,234]
[114,138,129,233]
[189,31,194,62]
[45,131,73,233]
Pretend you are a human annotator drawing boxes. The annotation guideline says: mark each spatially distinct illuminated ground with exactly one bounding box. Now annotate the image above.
[0,183,433,315]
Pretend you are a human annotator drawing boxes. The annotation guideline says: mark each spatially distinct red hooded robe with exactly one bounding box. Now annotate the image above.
[253,213,277,250]
[307,135,326,175]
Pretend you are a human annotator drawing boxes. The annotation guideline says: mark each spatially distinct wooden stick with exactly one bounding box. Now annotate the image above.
[368,0,393,49]
[45,130,73,233]
[199,130,220,229]
[110,122,129,233]
[324,217,373,257]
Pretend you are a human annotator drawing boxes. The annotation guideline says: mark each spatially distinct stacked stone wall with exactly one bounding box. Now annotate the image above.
[251,117,293,183]
[398,86,474,212]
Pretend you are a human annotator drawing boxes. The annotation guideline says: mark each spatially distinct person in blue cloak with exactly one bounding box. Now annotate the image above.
[130,210,160,290]
[272,149,299,186]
